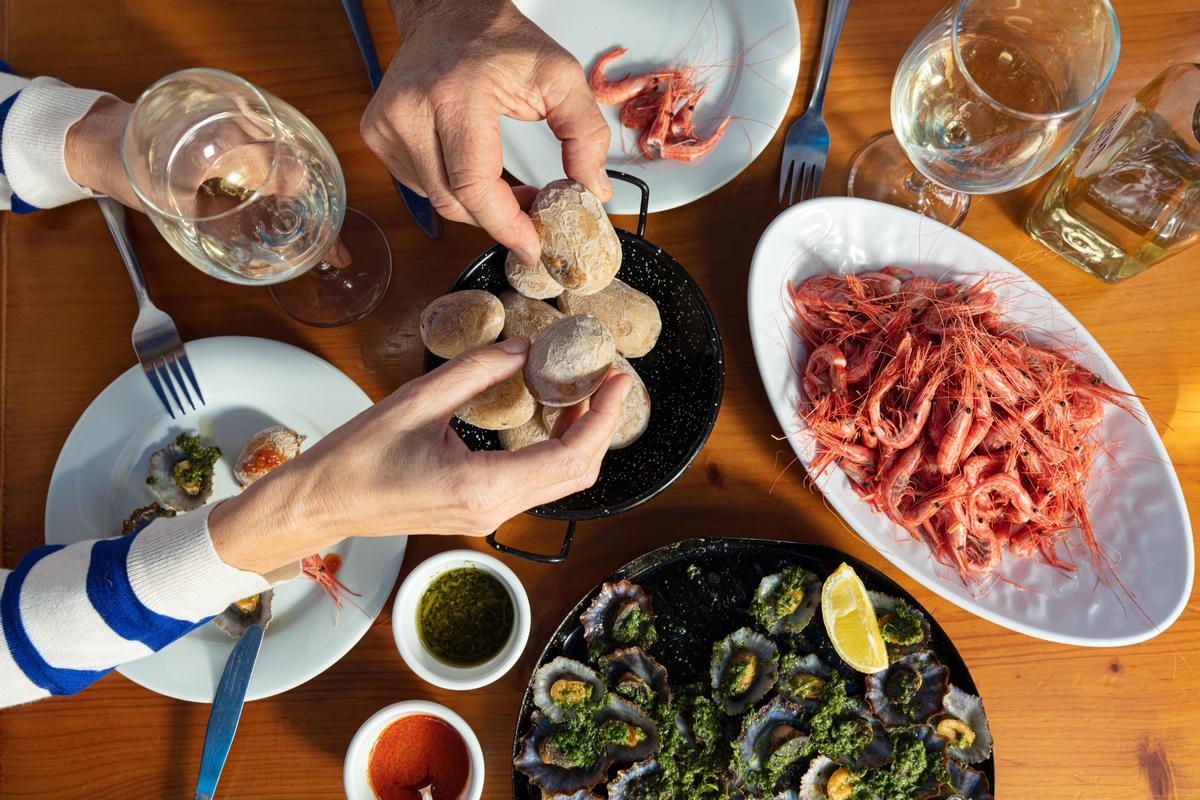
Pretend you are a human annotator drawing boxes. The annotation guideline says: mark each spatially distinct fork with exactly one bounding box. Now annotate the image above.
[97,197,204,418]
[778,0,851,205]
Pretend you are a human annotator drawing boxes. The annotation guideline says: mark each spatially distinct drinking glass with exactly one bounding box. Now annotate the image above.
[121,68,391,326]
[847,0,1120,228]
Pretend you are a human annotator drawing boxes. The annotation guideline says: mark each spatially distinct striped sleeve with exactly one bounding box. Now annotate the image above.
[0,506,274,707]
[0,61,114,213]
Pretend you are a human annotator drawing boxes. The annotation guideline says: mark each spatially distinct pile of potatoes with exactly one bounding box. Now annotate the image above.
[419,178,662,453]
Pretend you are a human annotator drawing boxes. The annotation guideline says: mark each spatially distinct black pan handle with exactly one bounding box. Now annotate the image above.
[605,169,648,238]
[487,520,577,564]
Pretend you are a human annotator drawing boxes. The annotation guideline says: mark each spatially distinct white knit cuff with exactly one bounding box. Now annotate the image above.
[1,76,114,210]
[126,506,277,624]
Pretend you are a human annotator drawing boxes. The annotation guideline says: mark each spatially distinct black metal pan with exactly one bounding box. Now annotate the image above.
[423,171,724,563]
[510,537,996,797]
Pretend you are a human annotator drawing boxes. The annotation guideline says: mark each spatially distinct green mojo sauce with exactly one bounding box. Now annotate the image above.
[417,566,515,666]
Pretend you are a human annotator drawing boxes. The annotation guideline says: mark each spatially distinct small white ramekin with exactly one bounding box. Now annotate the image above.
[343,700,484,800]
[392,549,531,691]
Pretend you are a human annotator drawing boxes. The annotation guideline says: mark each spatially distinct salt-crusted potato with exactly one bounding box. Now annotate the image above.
[456,373,536,431]
[559,278,661,358]
[530,179,621,296]
[420,290,505,359]
[543,355,650,450]
[505,250,562,300]
[500,290,564,341]
[523,315,616,407]
[498,410,551,451]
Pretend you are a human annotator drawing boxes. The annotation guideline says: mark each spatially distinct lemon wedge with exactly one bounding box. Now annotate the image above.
[821,563,889,674]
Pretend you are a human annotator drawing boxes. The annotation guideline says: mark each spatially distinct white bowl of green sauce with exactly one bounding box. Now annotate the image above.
[393,549,531,690]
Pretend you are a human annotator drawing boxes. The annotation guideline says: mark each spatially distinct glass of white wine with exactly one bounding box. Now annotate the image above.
[120,68,391,326]
[846,0,1120,228]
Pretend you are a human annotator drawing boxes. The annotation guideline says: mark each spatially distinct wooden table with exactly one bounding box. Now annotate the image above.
[2,0,1198,796]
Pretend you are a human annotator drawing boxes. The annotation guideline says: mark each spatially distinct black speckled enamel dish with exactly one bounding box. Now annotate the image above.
[422,172,724,563]
[510,538,996,798]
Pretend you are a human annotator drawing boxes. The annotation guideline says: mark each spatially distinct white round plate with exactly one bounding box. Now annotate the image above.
[748,198,1193,647]
[502,0,801,214]
[45,336,407,701]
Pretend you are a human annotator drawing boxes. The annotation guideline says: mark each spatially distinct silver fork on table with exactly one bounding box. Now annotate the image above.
[97,197,204,418]
[778,0,851,205]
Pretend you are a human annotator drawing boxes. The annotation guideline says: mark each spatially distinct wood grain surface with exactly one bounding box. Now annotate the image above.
[2,0,1198,797]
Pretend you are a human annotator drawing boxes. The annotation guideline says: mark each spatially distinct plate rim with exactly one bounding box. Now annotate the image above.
[43,335,407,702]
[502,0,802,214]
[746,196,1195,647]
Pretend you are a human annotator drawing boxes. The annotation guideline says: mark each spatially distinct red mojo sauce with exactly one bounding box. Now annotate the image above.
[368,714,469,800]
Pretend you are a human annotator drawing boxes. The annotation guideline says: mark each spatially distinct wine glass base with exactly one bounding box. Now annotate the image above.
[270,208,393,327]
[846,132,971,229]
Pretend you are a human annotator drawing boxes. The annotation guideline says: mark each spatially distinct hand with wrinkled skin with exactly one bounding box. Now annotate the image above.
[361,0,612,265]
[209,337,631,576]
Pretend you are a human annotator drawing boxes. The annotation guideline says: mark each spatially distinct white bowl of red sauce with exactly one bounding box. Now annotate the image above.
[392,549,531,691]
[344,700,484,800]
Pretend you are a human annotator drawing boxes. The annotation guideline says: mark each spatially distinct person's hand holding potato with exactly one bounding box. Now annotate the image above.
[362,0,613,265]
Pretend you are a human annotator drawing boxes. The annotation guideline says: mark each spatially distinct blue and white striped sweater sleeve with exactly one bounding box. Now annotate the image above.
[0,506,272,707]
[0,62,115,213]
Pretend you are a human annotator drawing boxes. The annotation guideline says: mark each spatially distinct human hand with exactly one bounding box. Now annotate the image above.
[360,0,612,265]
[68,97,352,267]
[210,337,631,574]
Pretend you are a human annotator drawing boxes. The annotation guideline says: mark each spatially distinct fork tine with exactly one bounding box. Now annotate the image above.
[800,163,815,203]
[778,159,794,205]
[810,163,826,202]
[788,162,806,207]
[142,362,176,419]
[156,358,187,417]
[165,353,195,411]
[175,347,205,406]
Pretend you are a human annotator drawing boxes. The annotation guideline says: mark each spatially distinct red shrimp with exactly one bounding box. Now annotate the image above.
[660,117,731,161]
[589,48,678,104]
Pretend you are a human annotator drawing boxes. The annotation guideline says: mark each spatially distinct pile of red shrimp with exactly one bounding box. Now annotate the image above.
[588,47,730,162]
[791,268,1136,586]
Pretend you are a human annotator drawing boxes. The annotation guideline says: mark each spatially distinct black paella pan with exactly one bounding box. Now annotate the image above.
[423,171,724,564]
[510,537,996,798]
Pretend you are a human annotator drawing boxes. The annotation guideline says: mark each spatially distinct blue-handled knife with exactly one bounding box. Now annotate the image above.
[194,623,265,800]
[340,0,443,238]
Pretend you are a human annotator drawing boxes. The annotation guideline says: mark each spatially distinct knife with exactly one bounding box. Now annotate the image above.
[194,623,265,800]
[340,0,444,238]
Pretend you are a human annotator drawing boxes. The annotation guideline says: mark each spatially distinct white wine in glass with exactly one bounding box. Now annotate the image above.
[121,68,391,326]
[848,0,1120,227]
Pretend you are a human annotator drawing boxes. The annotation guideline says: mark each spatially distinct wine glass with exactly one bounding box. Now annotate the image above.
[120,68,391,327]
[846,0,1120,228]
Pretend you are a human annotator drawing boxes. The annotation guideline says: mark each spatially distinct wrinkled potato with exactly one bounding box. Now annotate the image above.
[524,314,616,407]
[505,250,562,300]
[420,290,505,359]
[456,372,536,431]
[543,355,650,450]
[530,179,621,296]
[559,278,661,358]
[498,410,551,451]
[500,290,564,341]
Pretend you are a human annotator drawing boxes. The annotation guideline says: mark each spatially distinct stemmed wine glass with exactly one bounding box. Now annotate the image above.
[121,68,391,327]
[846,0,1120,228]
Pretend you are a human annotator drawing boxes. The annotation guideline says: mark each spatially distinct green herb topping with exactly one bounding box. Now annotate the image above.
[879,601,925,648]
[417,566,514,667]
[171,433,221,495]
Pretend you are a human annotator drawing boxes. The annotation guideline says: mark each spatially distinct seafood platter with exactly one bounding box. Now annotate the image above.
[424,171,724,563]
[748,198,1192,646]
[44,336,408,701]
[511,538,994,800]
